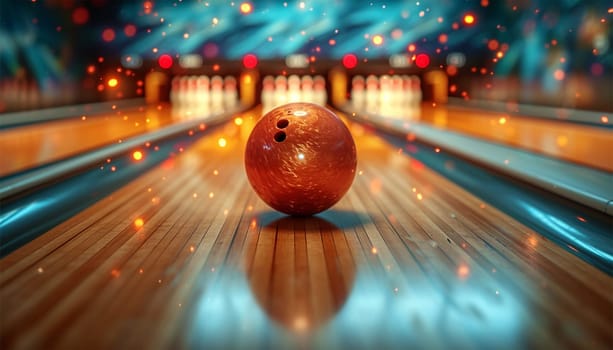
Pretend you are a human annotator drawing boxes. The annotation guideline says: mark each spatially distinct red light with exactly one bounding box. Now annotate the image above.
[342,54,358,69]
[124,24,137,37]
[242,54,258,69]
[72,7,89,25]
[158,54,173,69]
[102,28,115,42]
[415,53,430,69]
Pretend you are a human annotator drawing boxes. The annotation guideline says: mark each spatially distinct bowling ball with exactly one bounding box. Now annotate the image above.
[245,103,357,216]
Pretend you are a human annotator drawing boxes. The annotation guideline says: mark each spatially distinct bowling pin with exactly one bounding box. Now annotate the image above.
[313,75,326,106]
[274,75,288,108]
[301,75,314,104]
[391,75,404,118]
[378,75,393,117]
[196,75,211,116]
[365,75,379,113]
[261,75,275,114]
[351,75,365,111]
[223,76,238,109]
[287,75,301,103]
[210,75,224,113]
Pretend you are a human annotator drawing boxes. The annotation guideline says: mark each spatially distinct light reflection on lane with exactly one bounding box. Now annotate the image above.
[187,262,526,349]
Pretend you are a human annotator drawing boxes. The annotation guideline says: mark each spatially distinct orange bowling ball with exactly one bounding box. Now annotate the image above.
[245,103,357,216]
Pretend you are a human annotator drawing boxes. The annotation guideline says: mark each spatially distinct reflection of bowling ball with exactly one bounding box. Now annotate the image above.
[244,103,357,216]
[246,215,356,332]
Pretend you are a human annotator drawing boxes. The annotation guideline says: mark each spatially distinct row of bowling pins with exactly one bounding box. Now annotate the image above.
[170,75,238,118]
[261,75,327,114]
[351,74,422,119]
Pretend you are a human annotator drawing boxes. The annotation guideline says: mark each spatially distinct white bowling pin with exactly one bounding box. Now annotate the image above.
[351,75,365,110]
[313,75,326,106]
[301,75,314,104]
[261,75,275,114]
[365,75,379,113]
[223,76,238,109]
[287,74,301,103]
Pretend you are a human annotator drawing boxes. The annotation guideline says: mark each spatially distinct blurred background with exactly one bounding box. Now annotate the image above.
[0,0,610,112]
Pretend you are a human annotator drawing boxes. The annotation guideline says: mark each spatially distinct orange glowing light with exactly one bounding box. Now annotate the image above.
[528,236,538,247]
[496,51,504,58]
[240,2,253,14]
[488,39,499,50]
[107,78,118,87]
[87,65,96,74]
[601,116,609,123]
[234,117,243,125]
[218,137,227,147]
[132,150,144,161]
[498,117,507,125]
[407,44,416,52]
[372,35,384,46]
[438,33,448,44]
[553,69,565,81]
[134,218,144,228]
[556,135,568,147]
[457,264,470,279]
[463,13,476,25]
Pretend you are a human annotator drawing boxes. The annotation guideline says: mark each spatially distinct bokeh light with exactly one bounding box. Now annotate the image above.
[101,28,115,42]
[72,7,89,25]
[240,2,253,14]
[342,53,358,69]
[158,54,173,69]
[134,218,144,229]
[463,13,476,25]
[132,151,144,161]
[372,35,384,46]
[415,53,430,68]
[242,53,258,69]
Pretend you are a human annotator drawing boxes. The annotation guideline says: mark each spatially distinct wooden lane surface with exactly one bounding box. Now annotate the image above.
[0,104,179,177]
[0,106,611,349]
[418,103,613,172]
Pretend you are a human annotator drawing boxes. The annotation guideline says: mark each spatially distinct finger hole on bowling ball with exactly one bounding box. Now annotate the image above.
[276,119,289,129]
[274,131,286,142]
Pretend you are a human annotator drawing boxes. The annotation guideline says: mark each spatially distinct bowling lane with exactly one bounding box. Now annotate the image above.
[0,103,178,177]
[1,105,610,349]
[407,103,610,172]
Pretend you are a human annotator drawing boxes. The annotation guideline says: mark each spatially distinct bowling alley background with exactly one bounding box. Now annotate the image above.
[0,0,611,113]
[1,2,613,349]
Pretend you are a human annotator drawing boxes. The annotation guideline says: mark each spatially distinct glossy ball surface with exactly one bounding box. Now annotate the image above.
[245,103,357,216]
